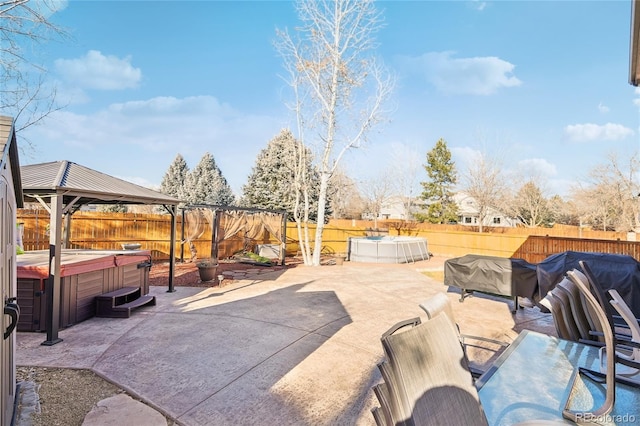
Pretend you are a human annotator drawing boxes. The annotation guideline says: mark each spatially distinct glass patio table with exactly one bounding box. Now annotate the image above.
[476,330,640,425]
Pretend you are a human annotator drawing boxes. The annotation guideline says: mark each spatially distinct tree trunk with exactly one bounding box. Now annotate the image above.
[312,173,330,266]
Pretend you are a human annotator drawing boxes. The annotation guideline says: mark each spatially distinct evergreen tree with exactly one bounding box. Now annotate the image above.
[160,153,189,202]
[242,129,328,221]
[98,204,128,213]
[185,152,235,205]
[420,138,459,223]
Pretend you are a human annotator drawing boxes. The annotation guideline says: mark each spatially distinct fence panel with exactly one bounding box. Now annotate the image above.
[17,210,640,263]
[512,236,640,263]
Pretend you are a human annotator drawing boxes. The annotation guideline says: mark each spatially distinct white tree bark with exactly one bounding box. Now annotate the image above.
[276,0,393,265]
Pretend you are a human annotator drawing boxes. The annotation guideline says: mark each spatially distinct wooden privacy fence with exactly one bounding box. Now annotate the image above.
[512,235,640,264]
[18,210,178,260]
[17,209,640,263]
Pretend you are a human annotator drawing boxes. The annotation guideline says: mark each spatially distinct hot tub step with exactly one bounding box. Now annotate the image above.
[96,287,156,318]
[102,295,156,318]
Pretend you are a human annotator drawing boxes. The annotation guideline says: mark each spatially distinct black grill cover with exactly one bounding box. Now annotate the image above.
[444,254,538,299]
[537,251,640,317]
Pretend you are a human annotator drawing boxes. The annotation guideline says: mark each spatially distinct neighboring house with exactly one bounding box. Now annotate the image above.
[378,195,410,220]
[366,196,427,221]
[453,192,520,228]
[0,116,23,426]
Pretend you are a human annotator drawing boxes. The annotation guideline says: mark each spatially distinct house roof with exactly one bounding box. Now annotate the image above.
[21,160,180,207]
[631,0,640,85]
[0,116,24,207]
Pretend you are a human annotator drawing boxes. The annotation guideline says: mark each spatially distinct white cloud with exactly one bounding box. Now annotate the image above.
[451,146,482,169]
[634,87,640,107]
[470,0,487,11]
[22,95,283,193]
[517,158,557,178]
[55,50,142,90]
[564,122,634,142]
[597,102,610,113]
[397,51,522,95]
[33,96,262,152]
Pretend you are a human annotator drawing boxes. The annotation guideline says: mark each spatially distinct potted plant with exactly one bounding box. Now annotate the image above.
[333,253,347,266]
[196,259,218,282]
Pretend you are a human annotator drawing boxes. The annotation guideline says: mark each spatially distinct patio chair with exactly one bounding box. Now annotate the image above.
[419,293,509,377]
[539,286,576,341]
[550,285,582,342]
[577,261,639,347]
[564,268,616,421]
[555,278,593,342]
[375,313,489,426]
[372,381,393,426]
[375,318,424,425]
[568,263,640,388]
[604,289,640,380]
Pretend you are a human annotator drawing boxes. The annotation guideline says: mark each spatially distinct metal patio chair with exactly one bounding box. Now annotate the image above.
[419,292,509,378]
[372,313,489,426]
[563,267,616,421]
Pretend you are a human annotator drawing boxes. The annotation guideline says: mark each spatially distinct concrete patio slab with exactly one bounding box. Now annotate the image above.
[16,260,555,425]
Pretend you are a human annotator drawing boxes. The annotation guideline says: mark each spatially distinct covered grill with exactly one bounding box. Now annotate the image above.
[444,254,538,312]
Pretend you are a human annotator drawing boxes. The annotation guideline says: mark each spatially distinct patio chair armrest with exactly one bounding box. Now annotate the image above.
[617,356,640,370]
[460,334,510,348]
[613,314,640,327]
[588,330,633,342]
[579,338,604,347]
[616,339,640,350]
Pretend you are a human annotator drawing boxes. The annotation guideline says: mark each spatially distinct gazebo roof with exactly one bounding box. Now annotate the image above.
[21,160,180,207]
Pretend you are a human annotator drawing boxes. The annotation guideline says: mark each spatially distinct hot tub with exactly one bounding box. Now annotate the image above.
[348,236,429,264]
[17,249,152,332]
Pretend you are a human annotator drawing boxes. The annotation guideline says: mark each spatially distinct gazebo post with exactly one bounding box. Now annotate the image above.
[42,194,63,346]
[211,210,222,261]
[180,208,185,262]
[167,204,177,293]
[281,212,287,266]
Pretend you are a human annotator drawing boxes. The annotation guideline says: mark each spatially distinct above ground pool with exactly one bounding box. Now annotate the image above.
[347,236,429,264]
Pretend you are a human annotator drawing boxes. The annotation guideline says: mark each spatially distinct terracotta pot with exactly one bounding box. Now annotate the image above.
[197,264,218,282]
[334,256,346,266]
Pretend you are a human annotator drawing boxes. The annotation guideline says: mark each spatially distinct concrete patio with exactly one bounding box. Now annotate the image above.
[16,259,555,425]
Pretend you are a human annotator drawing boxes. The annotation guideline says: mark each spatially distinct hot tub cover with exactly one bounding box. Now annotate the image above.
[536,251,640,317]
[444,254,538,299]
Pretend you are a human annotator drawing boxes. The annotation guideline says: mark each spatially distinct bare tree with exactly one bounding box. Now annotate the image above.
[462,151,509,232]
[328,167,366,219]
[1,0,67,138]
[547,194,578,226]
[507,180,551,228]
[360,173,394,229]
[389,142,421,220]
[276,0,394,265]
[570,153,640,232]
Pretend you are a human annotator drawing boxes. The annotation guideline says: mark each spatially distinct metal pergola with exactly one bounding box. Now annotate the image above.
[182,204,288,266]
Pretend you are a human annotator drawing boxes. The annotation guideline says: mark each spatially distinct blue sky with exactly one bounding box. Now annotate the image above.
[19,0,640,198]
